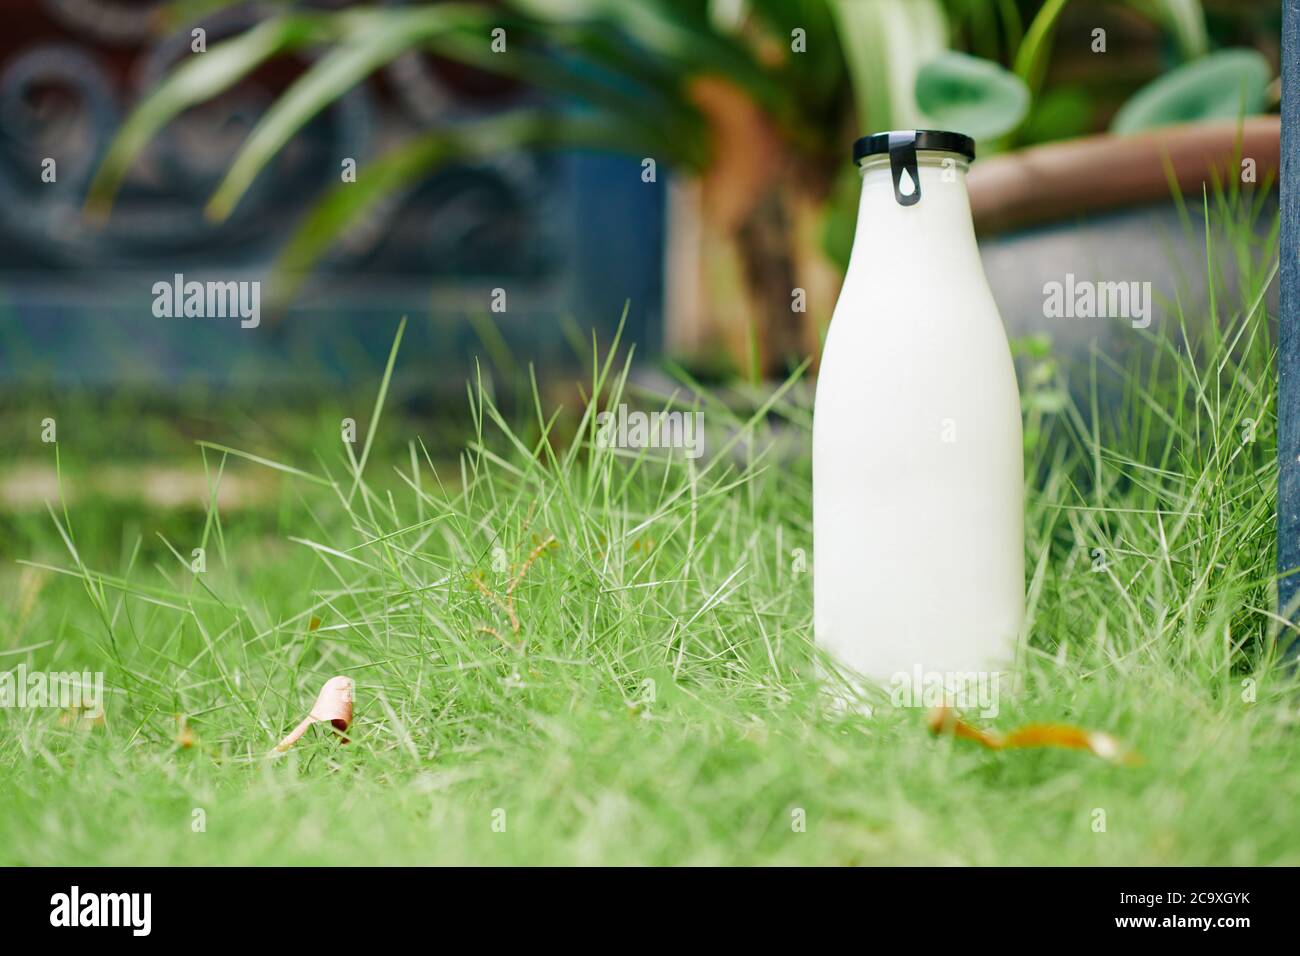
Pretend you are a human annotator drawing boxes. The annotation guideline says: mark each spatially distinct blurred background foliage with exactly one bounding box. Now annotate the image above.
[84,0,1280,377]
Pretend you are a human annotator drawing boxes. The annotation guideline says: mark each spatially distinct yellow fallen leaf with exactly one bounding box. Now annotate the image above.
[175,714,196,749]
[57,706,104,730]
[927,706,1141,765]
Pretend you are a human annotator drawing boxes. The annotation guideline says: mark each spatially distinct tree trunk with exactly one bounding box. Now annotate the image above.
[663,76,837,378]
[664,178,837,377]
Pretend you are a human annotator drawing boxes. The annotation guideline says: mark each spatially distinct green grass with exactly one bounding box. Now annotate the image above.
[2,191,1297,866]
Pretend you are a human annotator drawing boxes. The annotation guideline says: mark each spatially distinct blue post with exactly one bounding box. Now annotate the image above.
[1280,0,1299,629]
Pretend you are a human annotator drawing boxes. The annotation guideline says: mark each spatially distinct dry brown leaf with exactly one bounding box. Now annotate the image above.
[273,676,354,754]
[927,706,1141,765]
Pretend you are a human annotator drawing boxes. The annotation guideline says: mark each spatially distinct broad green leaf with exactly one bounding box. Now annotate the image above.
[1122,0,1208,59]
[1110,48,1271,134]
[915,51,1029,142]
[829,0,948,133]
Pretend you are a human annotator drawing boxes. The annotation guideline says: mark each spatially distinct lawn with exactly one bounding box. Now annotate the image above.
[1,191,1297,866]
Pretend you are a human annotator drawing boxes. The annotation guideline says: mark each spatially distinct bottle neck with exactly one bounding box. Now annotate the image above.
[851,150,978,261]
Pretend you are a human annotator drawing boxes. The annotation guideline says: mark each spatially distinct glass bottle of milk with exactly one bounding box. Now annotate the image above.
[812,130,1024,688]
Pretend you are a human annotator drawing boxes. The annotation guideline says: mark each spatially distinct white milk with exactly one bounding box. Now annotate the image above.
[812,131,1024,686]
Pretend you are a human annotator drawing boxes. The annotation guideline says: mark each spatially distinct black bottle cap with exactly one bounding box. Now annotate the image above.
[851,130,976,207]
[851,129,976,164]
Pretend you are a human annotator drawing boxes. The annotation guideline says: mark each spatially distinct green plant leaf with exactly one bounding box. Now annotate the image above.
[92,0,783,227]
[829,0,948,133]
[205,5,499,221]
[84,12,331,218]
[1012,0,1069,96]
[1018,85,1093,144]
[1122,0,1208,59]
[1110,48,1271,134]
[207,2,748,221]
[820,161,861,270]
[508,0,789,117]
[915,51,1029,142]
